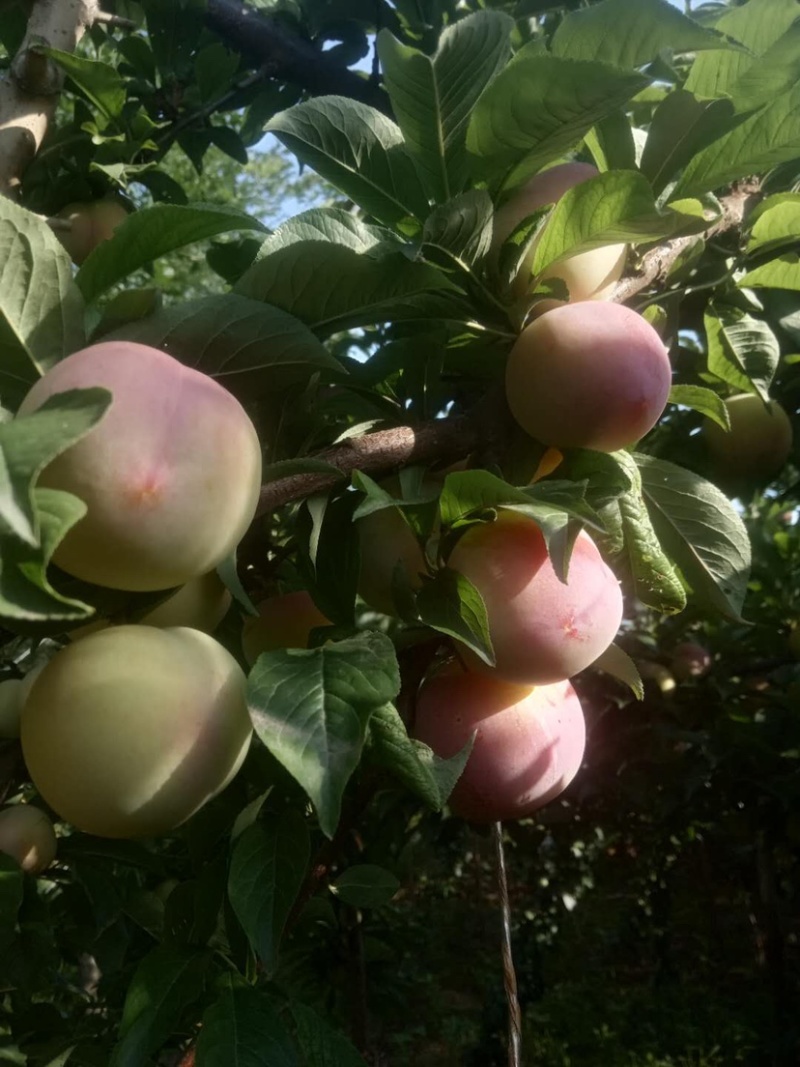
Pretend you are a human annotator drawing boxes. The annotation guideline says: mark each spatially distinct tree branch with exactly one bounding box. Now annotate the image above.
[612,181,761,303]
[257,189,757,515]
[204,0,390,112]
[0,0,100,197]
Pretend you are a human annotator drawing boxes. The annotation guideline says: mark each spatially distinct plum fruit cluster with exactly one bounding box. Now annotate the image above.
[3,341,262,863]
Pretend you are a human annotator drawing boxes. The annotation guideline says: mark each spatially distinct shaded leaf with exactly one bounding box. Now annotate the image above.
[415,567,494,665]
[705,303,780,401]
[636,453,751,620]
[228,813,309,973]
[331,865,399,908]
[45,49,126,118]
[110,946,209,1067]
[197,978,299,1066]
[246,632,400,837]
[0,198,84,403]
[669,384,731,430]
[592,643,644,701]
[289,1002,366,1067]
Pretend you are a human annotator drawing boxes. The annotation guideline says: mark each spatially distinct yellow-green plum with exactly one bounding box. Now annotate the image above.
[21,625,253,839]
[493,162,627,303]
[670,642,712,680]
[55,198,129,265]
[505,303,672,452]
[449,511,622,684]
[413,664,586,822]
[139,572,232,632]
[0,805,57,874]
[0,665,46,739]
[18,342,262,591]
[358,505,429,616]
[242,590,331,666]
[704,393,793,488]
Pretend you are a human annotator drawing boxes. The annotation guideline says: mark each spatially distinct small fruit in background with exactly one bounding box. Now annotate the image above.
[358,505,429,616]
[21,626,253,839]
[55,198,129,265]
[0,664,46,739]
[492,163,627,303]
[0,805,57,874]
[670,642,712,680]
[637,660,677,694]
[18,342,263,592]
[413,664,586,822]
[704,394,793,489]
[242,590,331,666]
[449,511,622,685]
[505,303,672,453]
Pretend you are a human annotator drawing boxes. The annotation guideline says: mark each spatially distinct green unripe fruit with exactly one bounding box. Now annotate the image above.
[18,342,262,592]
[704,393,793,488]
[0,805,57,874]
[55,198,129,265]
[21,626,253,839]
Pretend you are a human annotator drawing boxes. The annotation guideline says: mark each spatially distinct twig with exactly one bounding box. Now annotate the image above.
[93,11,137,30]
[612,182,760,303]
[204,0,390,112]
[492,821,522,1067]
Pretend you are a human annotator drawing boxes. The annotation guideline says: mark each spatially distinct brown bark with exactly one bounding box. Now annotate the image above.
[0,0,101,197]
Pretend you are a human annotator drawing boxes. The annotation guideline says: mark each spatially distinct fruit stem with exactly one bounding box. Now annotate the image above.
[492,820,522,1067]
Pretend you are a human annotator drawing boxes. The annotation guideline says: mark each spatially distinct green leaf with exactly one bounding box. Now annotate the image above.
[415,567,494,666]
[378,11,513,203]
[253,208,396,256]
[197,978,299,1067]
[591,643,644,701]
[466,53,648,191]
[45,48,127,118]
[739,254,800,293]
[195,42,240,105]
[0,487,95,621]
[0,198,85,402]
[246,631,400,838]
[584,111,637,173]
[685,0,799,101]
[551,0,732,69]
[674,82,800,198]
[367,702,471,811]
[639,91,741,196]
[289,1002,366,1067]
[635,453,751,620]
[669,385,730,430]
[235,242,458,336]
[0,388,111,546]
[746,194,800,255]
[422,190,495,267]
[705,303,780,401]
[331,865,399,908]
[110,946,209,1067]
[76,203,268,303]
[727,22,800,112]
[268,98,428,229]
[0,854,23,941]
[228,813,309,973]
[104,293,341,385]
[530,171,710,280]
[613,452,687,616]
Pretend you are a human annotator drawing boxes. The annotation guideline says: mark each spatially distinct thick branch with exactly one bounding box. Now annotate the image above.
[0,0,100,197]
[612,181,760,303]
[204,0,389,112]
[258,190,756,514]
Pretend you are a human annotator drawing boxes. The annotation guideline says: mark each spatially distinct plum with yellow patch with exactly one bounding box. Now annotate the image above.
[21,625,253,839]
[18,342,262,592]
[0,805,57,874]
